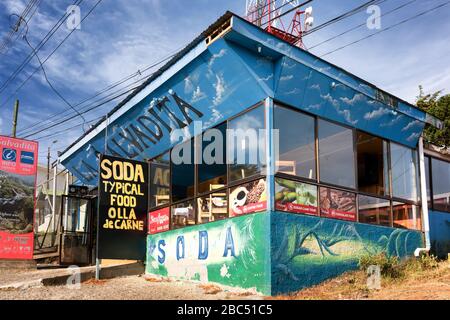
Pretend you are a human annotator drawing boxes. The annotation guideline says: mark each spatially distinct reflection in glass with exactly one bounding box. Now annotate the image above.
[356,132,389,196]
[424,156,432,208]
[274,105,316,179]
[149,152,170,208]
[431,158,450,212]
[171,140,195,202]
[318,119,355,188]
[228,106,266,182]
[392,202,421,230]
[198,123,227,194]
[358,195,391,226]
[391,143,419,201]
[197,192,228,224]
[171,200,195,229]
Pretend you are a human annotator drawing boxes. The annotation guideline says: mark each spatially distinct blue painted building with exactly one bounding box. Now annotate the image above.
[58,12,448,295]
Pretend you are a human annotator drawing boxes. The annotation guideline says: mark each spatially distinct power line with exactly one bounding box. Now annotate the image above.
[308,0,416,50]
[22,85,140,139]
[17,47,182,136]
[18,16,88,131]
[0,0,105,118]
[0,0,84,97]
[320,1,450,57]
[0,0,41,53]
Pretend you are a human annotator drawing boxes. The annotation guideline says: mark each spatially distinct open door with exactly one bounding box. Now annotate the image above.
[59,195,96,265]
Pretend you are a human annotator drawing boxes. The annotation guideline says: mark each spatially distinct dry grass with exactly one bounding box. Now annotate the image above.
[83,278,108,285]
[198,283,223,294]
[271,258,450,300]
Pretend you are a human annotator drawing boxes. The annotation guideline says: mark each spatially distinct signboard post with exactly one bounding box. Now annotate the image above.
[97,155,148,266]
[0,135,38,260]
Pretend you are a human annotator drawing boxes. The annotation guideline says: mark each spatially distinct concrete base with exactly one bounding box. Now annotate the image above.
[0,259,37,270]
[0,262,145,289]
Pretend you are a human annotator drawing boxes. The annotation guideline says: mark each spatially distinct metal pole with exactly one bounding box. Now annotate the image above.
[418,136,431,252]
[12,100,19,138]
[52,162,58,236]
[47,147,51,190]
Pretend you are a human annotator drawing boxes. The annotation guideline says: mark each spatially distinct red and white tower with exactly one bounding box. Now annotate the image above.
[245,0,314,49]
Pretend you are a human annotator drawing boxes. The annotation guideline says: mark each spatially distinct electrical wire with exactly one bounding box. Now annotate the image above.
[308,0,416,50]
[320,0,450,57]
[0,0,84,96]
[17,46,183,136]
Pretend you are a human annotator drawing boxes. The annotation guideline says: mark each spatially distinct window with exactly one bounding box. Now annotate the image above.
[431,158,450,212]
[358,195,391,226]
[319,186,356,221]
[171,139,195,202]
[318,119,355,188]
[274,105,316,179]
[197,192,228,224]
[197,123,227,194]
[149,152,170,208]
[390,143,419,201]
[356,132,389,196]
[228,106,266,182]
[392,202,421,230]
[171,200,195,229]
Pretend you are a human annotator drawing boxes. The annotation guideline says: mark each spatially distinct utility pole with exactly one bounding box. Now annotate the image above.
[47,146,51,190]
[12,100,19,137]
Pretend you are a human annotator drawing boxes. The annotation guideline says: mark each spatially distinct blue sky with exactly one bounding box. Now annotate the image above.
[0,0,449,165]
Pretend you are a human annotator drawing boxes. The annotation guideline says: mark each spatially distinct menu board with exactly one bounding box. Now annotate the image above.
[319,187,356,221]
[229,179,267,217]
[275,178,318,215]
[98,155,148,260]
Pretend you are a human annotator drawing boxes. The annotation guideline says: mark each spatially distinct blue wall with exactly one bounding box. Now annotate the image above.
[270,211,424,295]
[429,210,450,258]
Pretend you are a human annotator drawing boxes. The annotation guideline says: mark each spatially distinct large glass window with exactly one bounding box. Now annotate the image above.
[431,158,450,212]
[228,106,266,182]
[358,195,391,226]
[318,119,355,188]
[171,139,195,202]
[390,143,419,201]
[392,202,421,230]
[274,105,316,179]
[197,192,228,224]
[171,200,195,229]
[356,132,389,196]
[197,123,227,194]
[149,152,170,208]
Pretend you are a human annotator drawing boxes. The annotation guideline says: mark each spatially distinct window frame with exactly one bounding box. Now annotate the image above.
[426,153,450,213]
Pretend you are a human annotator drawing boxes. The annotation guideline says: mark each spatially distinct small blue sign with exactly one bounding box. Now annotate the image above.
[2,148,17,162]
[20,151,35,165]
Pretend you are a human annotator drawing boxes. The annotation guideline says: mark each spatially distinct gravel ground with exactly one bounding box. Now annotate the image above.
[0,275,263,300]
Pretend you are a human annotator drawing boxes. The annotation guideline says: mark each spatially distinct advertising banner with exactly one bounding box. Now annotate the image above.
[275,178,318,215]
[98,155,148,260]
[0,135,38,260]
[319,187,357,221]
[229,179,267,217]
[148,207,170,234]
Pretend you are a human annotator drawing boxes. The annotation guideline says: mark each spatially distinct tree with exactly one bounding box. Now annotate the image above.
[416,86,450,148]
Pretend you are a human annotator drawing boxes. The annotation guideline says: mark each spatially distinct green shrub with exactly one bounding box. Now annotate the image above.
[358,252,404,279]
